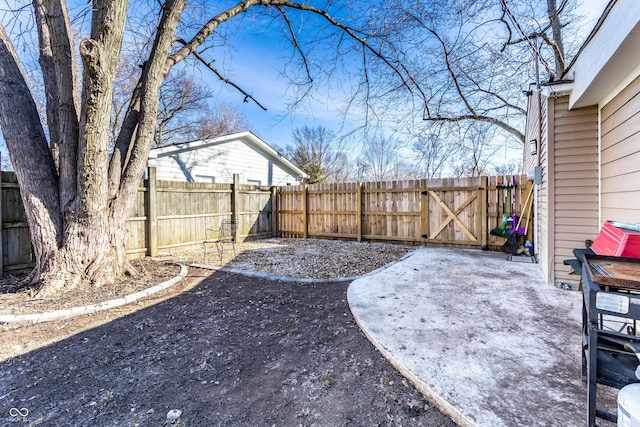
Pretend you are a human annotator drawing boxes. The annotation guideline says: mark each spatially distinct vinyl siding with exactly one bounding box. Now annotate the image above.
[522,91,546,274]
[551,96,599,287]
[152,139,300,186]
[537,95,550,283]
[601,74,640,223]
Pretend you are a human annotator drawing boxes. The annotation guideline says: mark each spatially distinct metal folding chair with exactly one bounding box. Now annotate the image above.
[202,219,237,263]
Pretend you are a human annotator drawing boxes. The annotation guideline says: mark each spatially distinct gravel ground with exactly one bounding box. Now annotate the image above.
[165,238,417,279]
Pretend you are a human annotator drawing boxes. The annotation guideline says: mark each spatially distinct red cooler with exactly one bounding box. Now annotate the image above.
[591,221,640,258]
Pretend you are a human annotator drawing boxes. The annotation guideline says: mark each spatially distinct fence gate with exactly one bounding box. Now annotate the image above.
[421,177,487,248]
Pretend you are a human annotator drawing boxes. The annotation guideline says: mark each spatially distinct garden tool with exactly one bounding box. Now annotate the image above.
[505,189,513,232]
[491,177,510,237]
[502,178,508,227]
[511,176,518,229]
[516,185,534,235]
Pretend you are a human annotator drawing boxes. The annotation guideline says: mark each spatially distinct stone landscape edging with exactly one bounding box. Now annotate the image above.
[0,264,189,325]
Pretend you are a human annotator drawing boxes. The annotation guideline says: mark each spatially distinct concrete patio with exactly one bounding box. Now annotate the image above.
[347,247,603,427]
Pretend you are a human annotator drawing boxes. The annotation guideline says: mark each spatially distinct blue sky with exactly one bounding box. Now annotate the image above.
[203,0,611,150]
[202,9,361,150]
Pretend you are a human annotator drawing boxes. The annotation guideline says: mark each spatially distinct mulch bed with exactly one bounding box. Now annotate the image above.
[0,258,180,315]
[0,269,455,426]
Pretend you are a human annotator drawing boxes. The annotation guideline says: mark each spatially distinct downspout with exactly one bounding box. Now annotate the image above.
[536,38,542,168]
[534,39,542,262]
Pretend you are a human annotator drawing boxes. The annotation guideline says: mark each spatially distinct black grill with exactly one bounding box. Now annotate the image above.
[581,254,640,426]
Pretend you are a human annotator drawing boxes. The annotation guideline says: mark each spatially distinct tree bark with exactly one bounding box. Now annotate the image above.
[32,0,80,212]
[0,25,63,274]
[115,0,186,208]
[39,0,186,296]
[35,216,131,298]
[1,3,134,296]
[546,0,565,78]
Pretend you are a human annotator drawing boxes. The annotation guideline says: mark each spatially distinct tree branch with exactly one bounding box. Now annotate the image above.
[0,23,63,250]
[32,0,80,213]
[115,0,187,213]
[498,0,556,77]
[424,114,524,143]
[271,0,430,116]
[175,39,267,111]
[407,9,526,144]
[276,6,313,85]
[167,0,430,115]
[75,0,130,219]
[415,17,477,119]
[167,0,263,69]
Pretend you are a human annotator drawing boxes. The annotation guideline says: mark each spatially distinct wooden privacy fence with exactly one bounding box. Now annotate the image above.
[0,169,274,276]
[0,170,531,276]
[0,172,33,275]
[128,170,274,256]
[277,180,423,243]
[127,168,273,256]
[423,177,487,246]
[276,175,532,248]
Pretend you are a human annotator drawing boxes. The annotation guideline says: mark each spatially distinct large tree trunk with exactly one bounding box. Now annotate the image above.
[1,24,131,298]
[34,214,131,298]
[30,0,185,297]
[0,2,135,297]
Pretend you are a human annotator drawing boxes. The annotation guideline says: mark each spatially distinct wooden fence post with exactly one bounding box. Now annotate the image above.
[356,182,362,242]
[303,184,308,239]
[420,179,428,242]
[270,186,278,237]
[232,173,239,241]
[480,175,488,250]
[147,167,158,257]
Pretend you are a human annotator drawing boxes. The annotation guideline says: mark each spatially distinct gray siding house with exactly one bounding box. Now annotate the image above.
[147,131,306,186]
[523,0,640,287]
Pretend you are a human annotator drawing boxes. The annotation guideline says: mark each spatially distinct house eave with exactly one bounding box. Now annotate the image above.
[540,81,574,98]
[565,0,640,109]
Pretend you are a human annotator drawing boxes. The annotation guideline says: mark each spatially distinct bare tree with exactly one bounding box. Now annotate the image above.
[328,151,351,183]
[359,135,402,182]
[412,125,457,179]
[451,123,499,177]
[0,0,425,297]
[358,0,579,147]
[154,69,211,146]
[285,125,350,184]
[389,159,417,181]
[111,58,215,147]
[195,102,252,140]
[493,161,521,176]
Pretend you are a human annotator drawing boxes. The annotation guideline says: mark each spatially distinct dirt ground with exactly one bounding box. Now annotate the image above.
[0,262,455,426]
